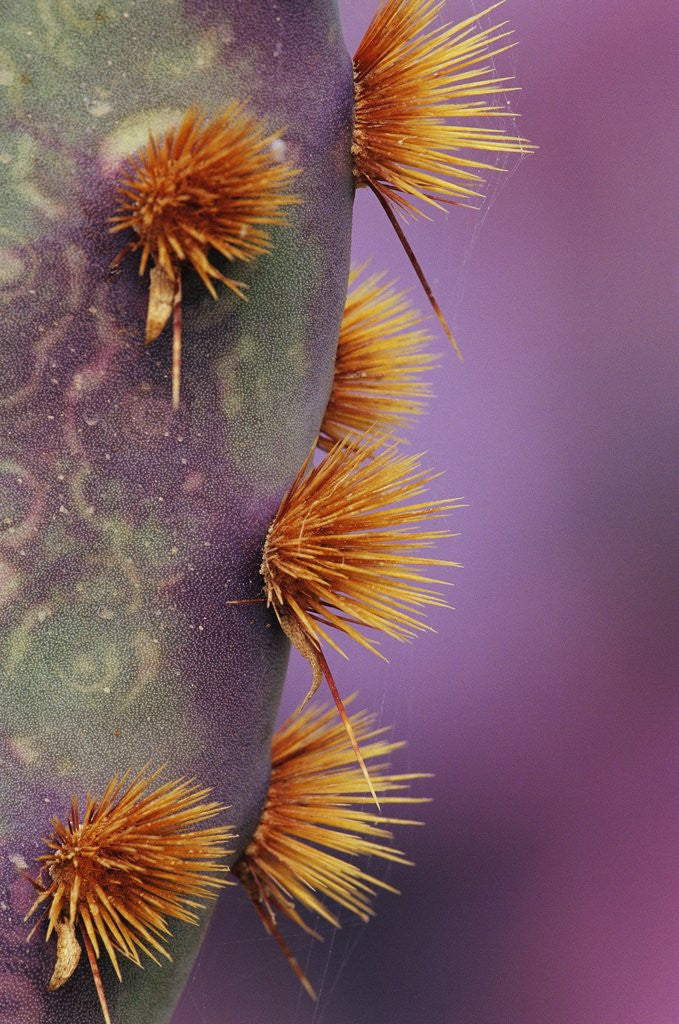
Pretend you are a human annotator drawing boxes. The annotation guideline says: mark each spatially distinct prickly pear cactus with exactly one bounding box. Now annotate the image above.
[0,1,530,1021]
[1,2,352,1020]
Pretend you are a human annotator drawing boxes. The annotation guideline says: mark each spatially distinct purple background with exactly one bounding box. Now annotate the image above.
[174,1,678,1022]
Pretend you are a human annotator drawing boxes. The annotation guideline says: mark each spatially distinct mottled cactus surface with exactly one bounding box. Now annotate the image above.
[0,2,353,1021]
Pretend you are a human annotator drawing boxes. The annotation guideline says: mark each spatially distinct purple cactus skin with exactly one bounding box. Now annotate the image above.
[0,1,354,1020]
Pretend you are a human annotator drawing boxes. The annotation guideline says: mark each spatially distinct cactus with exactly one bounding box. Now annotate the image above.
[0,1,530,1021]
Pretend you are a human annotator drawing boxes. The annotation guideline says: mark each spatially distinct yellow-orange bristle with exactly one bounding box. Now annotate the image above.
[24,768,234,1023]
[111,103,299,286]
[319,265,437,452]
[234,698,429,995]
[353,0,533,215]
[262,433,463,660]
[353,0,534,355]
[110,103,299,406]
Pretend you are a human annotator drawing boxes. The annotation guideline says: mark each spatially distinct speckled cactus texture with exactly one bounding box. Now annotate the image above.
[0,1,354,1020]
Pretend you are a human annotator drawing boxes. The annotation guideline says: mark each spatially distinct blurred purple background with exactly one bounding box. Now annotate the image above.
[174,1,678,1022]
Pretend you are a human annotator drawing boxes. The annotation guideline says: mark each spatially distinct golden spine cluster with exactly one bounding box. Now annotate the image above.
[353,0,534,353]
[353,0,528,213]
[318,265,437,450]
[111,103,299,408]
[234,700,429,999]
[24,769,233,1024]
